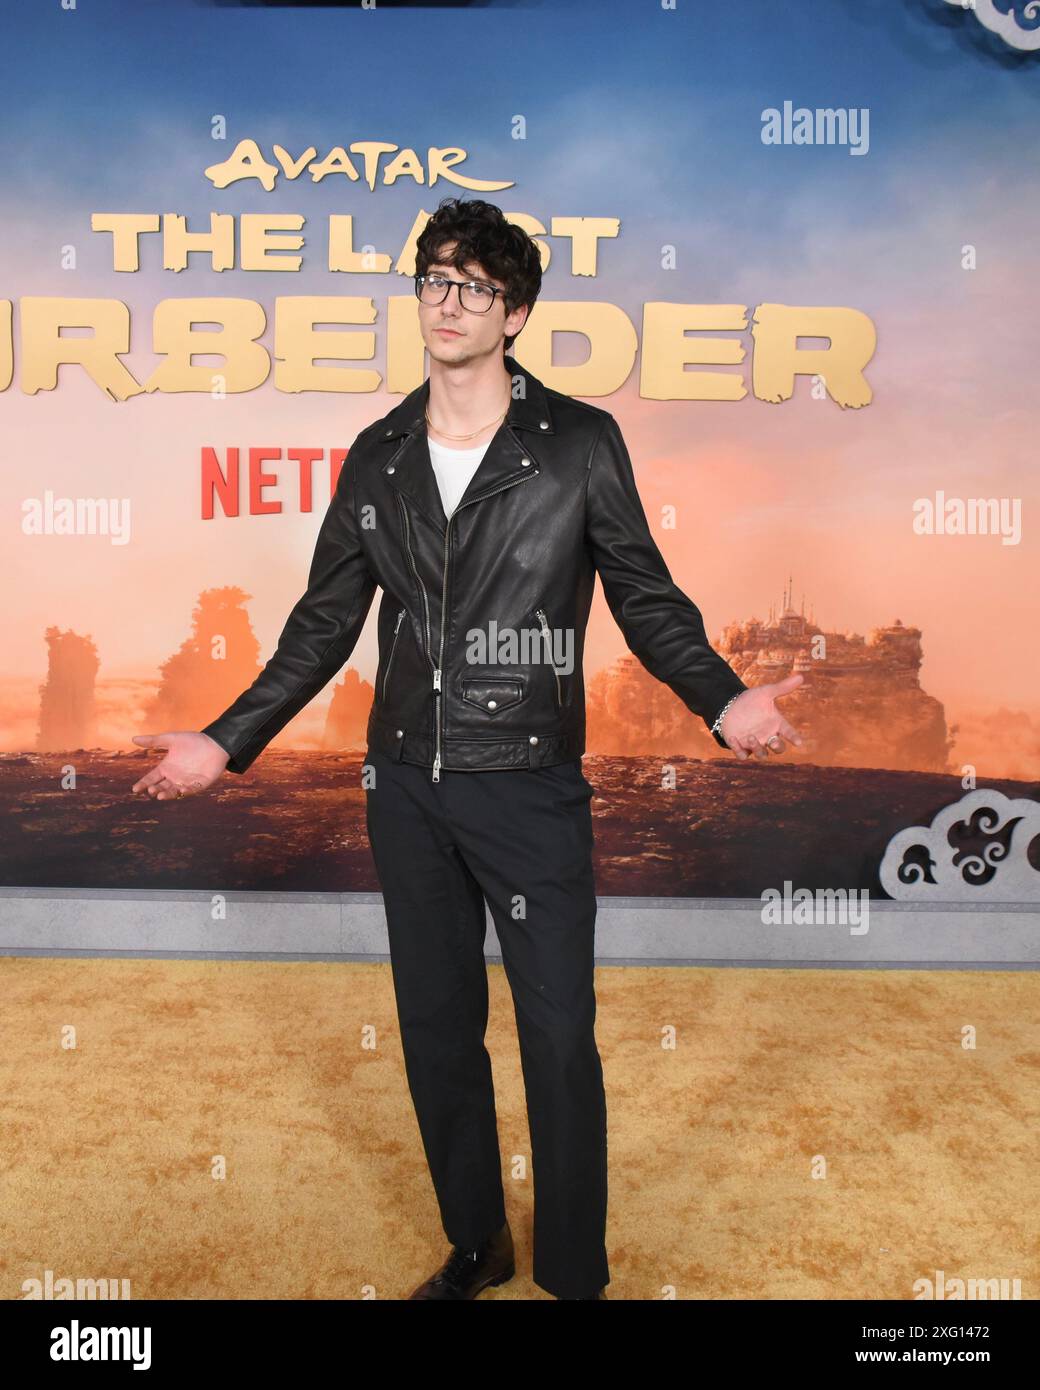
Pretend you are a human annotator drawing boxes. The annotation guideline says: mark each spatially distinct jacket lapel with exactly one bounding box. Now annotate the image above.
[384,429,451,534]
[379,354,554,535]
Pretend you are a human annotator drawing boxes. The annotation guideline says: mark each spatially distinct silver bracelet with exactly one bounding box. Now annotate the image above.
[710,692,742,736]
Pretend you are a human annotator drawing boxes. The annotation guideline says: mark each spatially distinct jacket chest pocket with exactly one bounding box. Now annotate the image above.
[461,677,524,714]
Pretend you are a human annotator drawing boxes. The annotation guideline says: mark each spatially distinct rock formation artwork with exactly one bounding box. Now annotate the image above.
[36,626,100,754]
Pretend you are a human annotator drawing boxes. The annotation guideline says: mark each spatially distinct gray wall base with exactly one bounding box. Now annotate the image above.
[0,890,1036,968]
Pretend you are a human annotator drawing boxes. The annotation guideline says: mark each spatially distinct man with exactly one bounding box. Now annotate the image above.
[131,197,802,1300]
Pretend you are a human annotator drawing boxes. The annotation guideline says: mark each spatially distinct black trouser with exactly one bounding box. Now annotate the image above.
[363,748,609,1299]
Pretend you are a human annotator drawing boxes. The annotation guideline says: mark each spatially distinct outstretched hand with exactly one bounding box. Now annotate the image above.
[719,674,805,760]
[130,731,230,801]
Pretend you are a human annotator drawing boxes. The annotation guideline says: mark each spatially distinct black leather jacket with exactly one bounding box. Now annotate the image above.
[201,353,748,780]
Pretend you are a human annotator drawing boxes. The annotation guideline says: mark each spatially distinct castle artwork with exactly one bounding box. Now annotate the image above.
[587,579,951,773]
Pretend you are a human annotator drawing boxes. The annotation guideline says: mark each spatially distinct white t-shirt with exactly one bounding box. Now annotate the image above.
[428,436,492,517]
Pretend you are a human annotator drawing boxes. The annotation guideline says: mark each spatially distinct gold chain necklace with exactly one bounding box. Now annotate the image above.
[425,388,511,442]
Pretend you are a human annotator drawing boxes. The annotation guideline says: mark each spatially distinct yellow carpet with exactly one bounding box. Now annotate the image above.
[2,956,1036,1300]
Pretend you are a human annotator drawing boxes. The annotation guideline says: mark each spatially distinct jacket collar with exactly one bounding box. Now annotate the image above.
[378,354,550,535]
[378,353,554,441]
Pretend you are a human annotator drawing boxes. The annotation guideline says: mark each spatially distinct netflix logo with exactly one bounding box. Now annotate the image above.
[202,446,349,518]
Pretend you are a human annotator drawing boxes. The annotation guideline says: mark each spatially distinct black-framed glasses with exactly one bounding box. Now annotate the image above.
[415,273,507,314]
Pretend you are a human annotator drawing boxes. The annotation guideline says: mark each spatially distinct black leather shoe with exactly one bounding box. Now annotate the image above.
[407,1221,515,1299]
[557,1288,607,1299]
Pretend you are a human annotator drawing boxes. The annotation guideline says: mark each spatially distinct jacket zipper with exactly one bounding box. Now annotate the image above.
[534,607,562,709]
[381,607,406,702]
[397,494,436,678]
[431,451,539,782]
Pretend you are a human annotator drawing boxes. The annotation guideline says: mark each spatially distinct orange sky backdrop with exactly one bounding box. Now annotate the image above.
[3,2,1036,780]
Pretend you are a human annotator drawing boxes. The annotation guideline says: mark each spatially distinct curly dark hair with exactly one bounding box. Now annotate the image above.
[415,197,542,351]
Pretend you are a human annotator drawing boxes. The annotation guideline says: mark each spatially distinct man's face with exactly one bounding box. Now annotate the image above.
[417,247,528,365]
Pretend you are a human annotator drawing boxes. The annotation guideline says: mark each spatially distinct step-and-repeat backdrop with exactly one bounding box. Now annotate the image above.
[3,0,1037,915]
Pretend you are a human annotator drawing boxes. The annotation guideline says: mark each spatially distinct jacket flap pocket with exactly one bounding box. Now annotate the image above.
[461,677,524,713]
